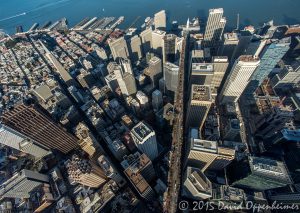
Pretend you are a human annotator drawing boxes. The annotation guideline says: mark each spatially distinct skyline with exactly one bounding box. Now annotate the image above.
[0,4,300,213]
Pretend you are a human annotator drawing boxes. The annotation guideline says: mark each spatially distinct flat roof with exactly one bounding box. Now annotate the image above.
[191,85,211,101]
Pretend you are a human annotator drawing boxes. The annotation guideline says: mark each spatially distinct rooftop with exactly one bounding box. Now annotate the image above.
[131,121,153,141]
[191,85,211,101]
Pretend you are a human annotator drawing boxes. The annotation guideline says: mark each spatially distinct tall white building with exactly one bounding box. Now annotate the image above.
[0,123,50,158]
[140,28,152,54]
[220,55,260,104]
[136,91,149,109]
[186,85,212,129]
[109,37,129,60]
[130,121,158,160]
[129,35,143,63]
[211,56,229,96]
[152,89,163,111]
[152,30,166,57]
[154,10,167,30]
[203,8,226,48]
[164,62,179,93]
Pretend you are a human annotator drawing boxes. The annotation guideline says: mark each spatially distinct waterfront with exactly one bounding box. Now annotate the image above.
[1,0,300,34]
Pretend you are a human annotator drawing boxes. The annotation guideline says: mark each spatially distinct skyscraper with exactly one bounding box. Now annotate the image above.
[211,56,229,95]
[245,37,290,94]
[218,32,240,62]
[129,35,143,63]
[0,169,49,199]
[152,89,163,111]
[231,156,292,191]
[1,102,78,154]
[152,29,166,57]
[163,34,177,63]
[66,155,107,188]
[144,56,163,88]
[154,10,167,30]
[109,37,129,60]
[271,64,300,89]
[0,123,50,158]
[203,8,226,48]
[130,121,158,160]
[186,85,212,129]
[140,28,152,54]
[220,55,260,104]
[189,63,214,86]
[164,62,179,93]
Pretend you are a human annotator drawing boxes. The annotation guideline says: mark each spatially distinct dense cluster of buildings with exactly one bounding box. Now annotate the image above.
[0,6,300,213]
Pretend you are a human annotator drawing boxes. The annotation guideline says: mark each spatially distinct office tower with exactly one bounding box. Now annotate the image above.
[77,70,95,89]
[211,56,229,94]
[140,28,152,54]
[75,122,98,157]
[220,55,260,104]
[40,41,76,87]
[130,121,158,160]
[109,37,129,60]
[187,139,235,172]
[246,37,291,94]
[136,91,149,110]
[122,152,155,201]
[152,90,163,111]
[95,47,108,61]
[230,30,253,64]
[1,103,78,154]
[97,155,125,186]
[0,169,49,199]
[232,156,292,191]
[203,8,226,48]
[163,34,177,63]
[107,139,129,161]
[189,63,214,86]
[219,32,239,62]
[0,123,50,158]
[186,85,212,129]
[154,10,167,30]
[271,64,300,90]
[152,29,166,57]
[144,56,162,88]
[120,58,133,74]
[129,35,143,63]
[66,155,107,188]
[224,119,240,141]
[176,37,184,59]
[182,167,212,200]
[164,62,179,93]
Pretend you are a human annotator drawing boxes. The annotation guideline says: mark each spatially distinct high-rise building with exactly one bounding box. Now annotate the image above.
[154,10,167,30]
[152,30,166,57]
[152,89,163,111]
[0,169,49,199]
[231,156,292,191]
[1,102,78,154]
[220,55,260,104]
[109,37,129,60]
[163,34,177,63]
[224,119,240,141]
[189,63,214,86]
[123,153,155,201]
[164,62,179,93]
[144,56,163,89]
[129,35,143,63]
[187,139,235,172]
[203,8,226,48]
[130,121,158,160]
[140,28,152,54]
[219,32,240,62]
[0,123,51,158]
[118,72,137,96]
[271,64,300,90]
[182,166,212,200]
[66,155,107,188]
[97,155,125,186]
[186,85,212,129]
[245,37,290,94]
[211,56,229,95]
